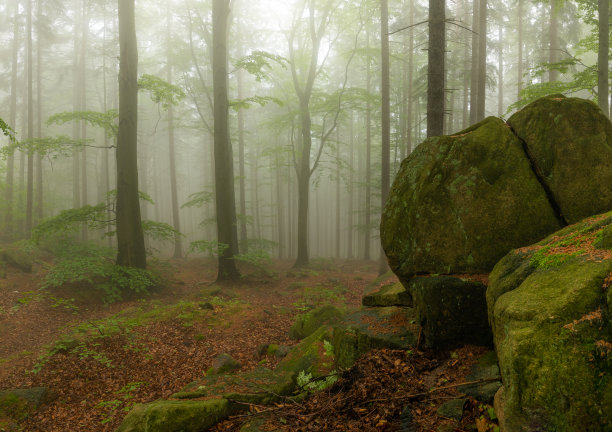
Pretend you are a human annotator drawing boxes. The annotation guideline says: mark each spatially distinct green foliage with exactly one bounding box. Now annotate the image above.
[296,370,338,393]
[230,95,284,111]
[96,381,147,424]
[138,74,186,109]
[41,241,158,304]
[234,50,288,82]
[1,135,89,159]
[189,240,229,256]
[0,393,30,422]
[31,204,109,244]
[141,220,183,243]
[47,110,119,137]
[181,190,214,209]
[0,117,17,143]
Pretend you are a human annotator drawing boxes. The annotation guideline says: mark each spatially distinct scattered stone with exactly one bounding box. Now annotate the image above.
[436,398,467,421]
[487,212,612,431]
[399,405,417,432]
[458,362,501,403]
[116,399,231,432]
[493,387,507,432]
[239,417,266,431]
[407,276,491,349]
[333,307,418,368]
[199,302,214,310]
[288,305,345,340]
[0,387,50,409]
[209,354,241,375]
[362,281,412,307]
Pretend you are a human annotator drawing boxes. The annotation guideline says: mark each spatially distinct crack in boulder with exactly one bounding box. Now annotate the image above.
[506,122,569,227]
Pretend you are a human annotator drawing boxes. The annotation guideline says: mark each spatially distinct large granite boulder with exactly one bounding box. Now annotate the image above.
[508,95,612,224]
[487,212,612,431]
[381,116,561,278]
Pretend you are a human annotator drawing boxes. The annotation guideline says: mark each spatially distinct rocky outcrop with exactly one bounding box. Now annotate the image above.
[381,116,561,277]
[508,95,612,224]
[487,212,612,431]
[382,96,611,281]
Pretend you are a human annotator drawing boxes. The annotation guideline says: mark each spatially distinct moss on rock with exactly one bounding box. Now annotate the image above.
[408,276,491,349]
[362,281,412,307]
[487,213,612,431]
[508,95,612,223]
[381,116,561,278]
[116,398,231,432]
[288,305,345,340]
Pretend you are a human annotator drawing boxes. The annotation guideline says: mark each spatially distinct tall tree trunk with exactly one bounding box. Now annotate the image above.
[276,151,284,259]
[379,0,391,274]
[167,9,183,258]
[476,0,486,120]
[517,0,524,99]
[335,129,341,259]
[81,0,89,241]
[25,0,34,236]
[347,113,354,259]
[116,0,146,268]
[498,25,504,116]
[598,0,609,117]
[427,0,445,136]
[364,31,372,261]
[212,0,240,279]
[549,0,560,82]
[469,0,479,125]
[462,0,470,129]
[5,0,20,239]
[407,0,415,153]
[72,0,80,210]
[35,0,43,224]
[237,69,248,253]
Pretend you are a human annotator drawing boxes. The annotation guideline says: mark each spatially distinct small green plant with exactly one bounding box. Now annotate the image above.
[323,340,334,357]
[95,381,147,424]
[296,370,338,393]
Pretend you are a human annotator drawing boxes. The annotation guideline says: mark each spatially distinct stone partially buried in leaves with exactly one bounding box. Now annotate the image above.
[380,116,561,278]
[508,95,612,223]
[288,305,345,340]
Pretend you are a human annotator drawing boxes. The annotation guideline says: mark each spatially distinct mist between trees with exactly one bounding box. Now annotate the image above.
[0,0,609,280]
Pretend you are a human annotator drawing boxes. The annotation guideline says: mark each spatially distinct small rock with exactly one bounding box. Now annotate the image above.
[199,302,214,310]
[209,354,241,375]
[399,405,416,432]
[437,398,467,421]
[459,360,502,404]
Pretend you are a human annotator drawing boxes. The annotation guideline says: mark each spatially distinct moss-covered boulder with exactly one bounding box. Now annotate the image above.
[288,305,345,340]
[508,95,612,224]
[362,281,412,307]
[116,398,231,432]
[381,116,561,278]
[0,243,33,273]
[487,212,612,431]
[408,276,491,349]
[277,326,336,377]
[333,307,418,368]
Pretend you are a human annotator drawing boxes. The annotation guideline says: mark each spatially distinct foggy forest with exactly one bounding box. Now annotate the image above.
[0,0,610,430]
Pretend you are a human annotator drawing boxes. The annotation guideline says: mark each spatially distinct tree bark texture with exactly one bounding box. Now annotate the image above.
[212,0,240,280]
[427,0,445,137]
[598,0,610,116]
[116,0,146,268]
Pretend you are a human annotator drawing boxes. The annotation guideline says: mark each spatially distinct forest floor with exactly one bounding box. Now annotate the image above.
[0,258,498,431]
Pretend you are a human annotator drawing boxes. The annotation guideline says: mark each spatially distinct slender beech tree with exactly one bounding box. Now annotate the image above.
[517,0,524,99]
[288,0,332,267]
[549,0,560,82]
[212,0,240,280]
[25,0,34,235]
[427,0,445,136]
[380,0,391,273]
[167,8,183,258]
[469,0,479,124]
[5,0,20,239]
[116,0,146,268]
[598,0,609,116]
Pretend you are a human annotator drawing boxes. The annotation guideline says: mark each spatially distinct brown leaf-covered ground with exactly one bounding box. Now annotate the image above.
[0,258,496,431]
